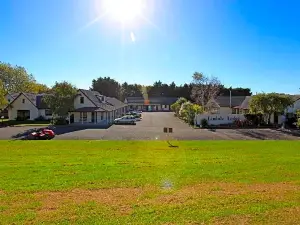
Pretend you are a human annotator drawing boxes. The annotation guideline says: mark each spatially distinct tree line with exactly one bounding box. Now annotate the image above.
[1,61,298,125]
[91,75,252,101]
[1,62,252,109]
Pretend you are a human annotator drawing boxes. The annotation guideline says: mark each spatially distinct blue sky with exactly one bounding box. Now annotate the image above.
[1,0,300,94]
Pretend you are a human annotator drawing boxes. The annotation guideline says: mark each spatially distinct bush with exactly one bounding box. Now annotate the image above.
[53,117,68,125]
[200,118,208,128]
[34,116,47,121]
[244,113,263,125]
[15,116,27,121]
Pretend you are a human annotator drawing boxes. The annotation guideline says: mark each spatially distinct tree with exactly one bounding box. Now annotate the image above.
[171,97,188,116]
[296,110,300,128]
[28,83,50,94]
[0,80,8,110]
[179,101,203,125]
[191,72,221,106]
[0,62,36,93]
[43,81,77,119]
[91,77,122,99]
[249,93,294,124]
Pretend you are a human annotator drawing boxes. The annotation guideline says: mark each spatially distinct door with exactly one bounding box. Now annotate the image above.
[91,112,95,123]
[70,114,74,123]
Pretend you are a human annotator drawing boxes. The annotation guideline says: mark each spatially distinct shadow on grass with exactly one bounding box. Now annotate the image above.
[276,128,300,138]
[234,128,299,140]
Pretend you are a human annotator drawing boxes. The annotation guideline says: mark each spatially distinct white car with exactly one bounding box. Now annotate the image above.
[114,115,136,124]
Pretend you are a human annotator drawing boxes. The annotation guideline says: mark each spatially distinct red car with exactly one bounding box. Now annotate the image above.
[28,128,55,140]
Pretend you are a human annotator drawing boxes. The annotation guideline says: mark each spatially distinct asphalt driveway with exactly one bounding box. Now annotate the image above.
[1,112,299,140]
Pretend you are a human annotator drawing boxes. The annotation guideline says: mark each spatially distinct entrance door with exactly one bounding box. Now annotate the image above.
[70,114,74,123]
[91,112,95,123]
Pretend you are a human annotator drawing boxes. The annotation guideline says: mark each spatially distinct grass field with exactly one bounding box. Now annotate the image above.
[0,141,300,224]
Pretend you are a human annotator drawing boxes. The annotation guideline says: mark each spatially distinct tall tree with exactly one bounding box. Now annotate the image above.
[91,77,122,99]
[0,62,36,93]
[43,81,77,118]
[249,93,294,124]
[191,72,221,106]
[0,80,8,110]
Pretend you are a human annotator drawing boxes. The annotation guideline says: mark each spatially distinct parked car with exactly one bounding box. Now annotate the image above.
[114,115,136,125]
[126,111,142,119]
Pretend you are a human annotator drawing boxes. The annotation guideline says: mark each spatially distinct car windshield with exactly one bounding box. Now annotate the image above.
[1,0,300,224]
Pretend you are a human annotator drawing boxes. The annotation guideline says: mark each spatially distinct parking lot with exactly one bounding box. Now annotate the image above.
[0,112,299,140]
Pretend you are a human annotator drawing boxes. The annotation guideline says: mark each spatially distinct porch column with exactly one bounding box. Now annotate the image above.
[68,112,70,124]
[81,112,83,124]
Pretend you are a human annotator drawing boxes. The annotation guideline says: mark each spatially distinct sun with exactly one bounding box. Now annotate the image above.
[102,0,143,24]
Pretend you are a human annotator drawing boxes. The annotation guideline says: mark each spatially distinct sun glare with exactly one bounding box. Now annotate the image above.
[103,0,143,23]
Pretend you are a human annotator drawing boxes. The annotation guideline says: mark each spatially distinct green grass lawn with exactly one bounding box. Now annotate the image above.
[0,141,299,224]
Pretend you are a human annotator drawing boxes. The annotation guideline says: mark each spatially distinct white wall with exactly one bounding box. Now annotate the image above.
[74,91,95,109]
[219,107,232,114]
[286,99,300,114]
[195,114,245,125]
[162,105,170,111]
[8,94,39,120]
[38,109,53,120]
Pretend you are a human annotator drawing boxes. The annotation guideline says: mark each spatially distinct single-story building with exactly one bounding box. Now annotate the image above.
[6,93,52,120]
[69,89,127,124]
[124,97,178,112]
[199,94,300,125]
[205,96,250,114]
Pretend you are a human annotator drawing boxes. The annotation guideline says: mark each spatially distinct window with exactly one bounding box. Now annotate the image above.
[232,108,237,114]
[45,109,52,116]
[8,99,11,102]
[80,112,87,122]
[22,99,25,103]
[80,97,84,104]
[101,112,104,120]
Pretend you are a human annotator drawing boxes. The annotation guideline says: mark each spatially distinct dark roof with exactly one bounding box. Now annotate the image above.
[106,97,126,108]
[8,93,20,99]
[207,96,247,108]
[6,93,50,109]
[291,95,300,102]
[126,97,178,105]
[79,89,126,111]
[73,107,105,112]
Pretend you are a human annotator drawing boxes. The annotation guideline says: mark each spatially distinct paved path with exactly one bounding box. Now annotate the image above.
[1,112,299,140]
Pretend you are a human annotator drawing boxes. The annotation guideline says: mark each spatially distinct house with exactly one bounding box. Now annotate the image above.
[286,95,300,115]
[68,89,127,124]
[6,93,52,120]
[205,96,250,114]
[125,97,178,111]
[0,93,19,118]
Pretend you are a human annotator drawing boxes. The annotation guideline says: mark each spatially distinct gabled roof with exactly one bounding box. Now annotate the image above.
[79,89,126,111]
[207,96,247,108]
[106,97,126,108]
[5,93,50,109]
[126,97,178,105]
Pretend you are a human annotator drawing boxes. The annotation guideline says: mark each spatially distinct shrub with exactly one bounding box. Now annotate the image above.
[200,118,208,128]
[15,116,26,121]
[297,110,300,128]
[34,116,47,121]
[53,117,68,125]
[244,113,263,125]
